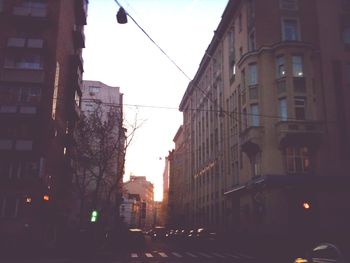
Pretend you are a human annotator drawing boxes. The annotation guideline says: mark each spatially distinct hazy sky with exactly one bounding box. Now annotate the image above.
[83,0,229,201]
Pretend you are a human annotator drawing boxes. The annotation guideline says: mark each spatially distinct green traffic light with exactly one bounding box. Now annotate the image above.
[90,210,98,222]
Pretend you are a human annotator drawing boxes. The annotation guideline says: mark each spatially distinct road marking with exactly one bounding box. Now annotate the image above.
[145,253,154,258]
[158,252,168,257]
[224,252,240,259]
[213,252,226,258]
[232,251,255,259]
[131,253,138,258]
[198,252,212,258]
[172,252,183,258]
[186,252,198,258]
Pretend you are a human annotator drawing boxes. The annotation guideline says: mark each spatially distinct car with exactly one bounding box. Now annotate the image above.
[126,228,145,249]
[293,242,349,263]
[151,226,167,240]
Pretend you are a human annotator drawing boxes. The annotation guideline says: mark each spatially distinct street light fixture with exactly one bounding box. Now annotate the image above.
[116,7,127,24]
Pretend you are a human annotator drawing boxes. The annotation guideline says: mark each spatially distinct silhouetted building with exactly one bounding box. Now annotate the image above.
[0,0,88,249]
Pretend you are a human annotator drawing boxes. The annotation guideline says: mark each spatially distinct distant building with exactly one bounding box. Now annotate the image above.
[167,126,188,228]
[160,155,171,226]
[0,0,88,248]
[178,0,350,243]
[124,175,154,229]
[79,80,125,229]
[120,193,141,228]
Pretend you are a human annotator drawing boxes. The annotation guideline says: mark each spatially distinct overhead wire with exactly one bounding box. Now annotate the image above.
[108,1,336,125]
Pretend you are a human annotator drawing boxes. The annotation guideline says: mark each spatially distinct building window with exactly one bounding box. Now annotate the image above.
[4,54,43,70]
[89,86,100,94]
[280,0,298,10]
[252,152,261,177]
[285,146,310,173]
[276,56,286,78]
[242,108,248,130]
[0,196,20,218]
[238,13,242,32]
[279,98,288,121]
[0,161,11,178]
[343,27,350,44]
[248,63,257,85]
[294,97,306,120]
[292,55,304,77]
[228,26,235,54]
[22,0,47,8]
[282,19,300,41]
[248,30,256,51]
[250,104,259,126]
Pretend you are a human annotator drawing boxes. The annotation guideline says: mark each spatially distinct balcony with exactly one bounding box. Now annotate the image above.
[0,68,45,83]
[13,6,47,18]
[73,26,85,48]
[7,37,44,49]
[0,139,33,151]
[276,120,324,147]
[240,126,264,155]
[75,0,88,25]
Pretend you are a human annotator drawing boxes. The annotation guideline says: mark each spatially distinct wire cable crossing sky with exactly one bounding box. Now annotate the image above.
[83,0,230,201]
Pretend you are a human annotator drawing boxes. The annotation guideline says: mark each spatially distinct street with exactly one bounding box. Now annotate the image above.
[1,235,259,263]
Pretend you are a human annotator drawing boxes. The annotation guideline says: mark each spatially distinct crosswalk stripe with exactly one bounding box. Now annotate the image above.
[213,252,226,258]
[186,252,198,258]
[172,252,183,258]
[158,252,168,257]
[145,253,154,258]
[224,252,240,258]
[131,253,138,258]
[198,252,212,258]
[232,251,255,259]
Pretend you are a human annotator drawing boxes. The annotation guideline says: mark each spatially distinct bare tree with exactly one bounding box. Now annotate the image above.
[72,103,141,229]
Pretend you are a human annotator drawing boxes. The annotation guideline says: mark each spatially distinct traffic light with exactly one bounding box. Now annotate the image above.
[43,194,50,201]
[90,210,98,222]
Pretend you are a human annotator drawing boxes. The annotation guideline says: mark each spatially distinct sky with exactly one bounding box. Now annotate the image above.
[82,0,229,201]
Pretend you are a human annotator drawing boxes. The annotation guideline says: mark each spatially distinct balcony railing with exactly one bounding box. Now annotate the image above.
[7,37,44,48]
[0,69,45,83]
[0,139,33,151]
[75,0,88,25]
[276,120,324,146]
[13,6,47,18]
[73,26,85,48]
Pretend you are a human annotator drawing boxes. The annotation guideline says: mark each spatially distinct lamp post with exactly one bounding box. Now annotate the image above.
[116,6,127,24]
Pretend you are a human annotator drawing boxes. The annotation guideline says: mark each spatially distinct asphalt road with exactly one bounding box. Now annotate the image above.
[2,235,259,263]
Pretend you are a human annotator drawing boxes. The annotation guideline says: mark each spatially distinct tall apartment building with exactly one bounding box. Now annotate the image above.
[0,0,88,248]
[124,175,154,229]
[80,80,125,228]
[178,0,350,240]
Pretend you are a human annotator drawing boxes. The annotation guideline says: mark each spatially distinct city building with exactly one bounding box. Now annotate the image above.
[0,0,88,248]
[177,0,350,241]
[120,193,141,228]
[160,154,170,227]
[124,175,154,229]
[79,80,125,229]
[167,126,188,228]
